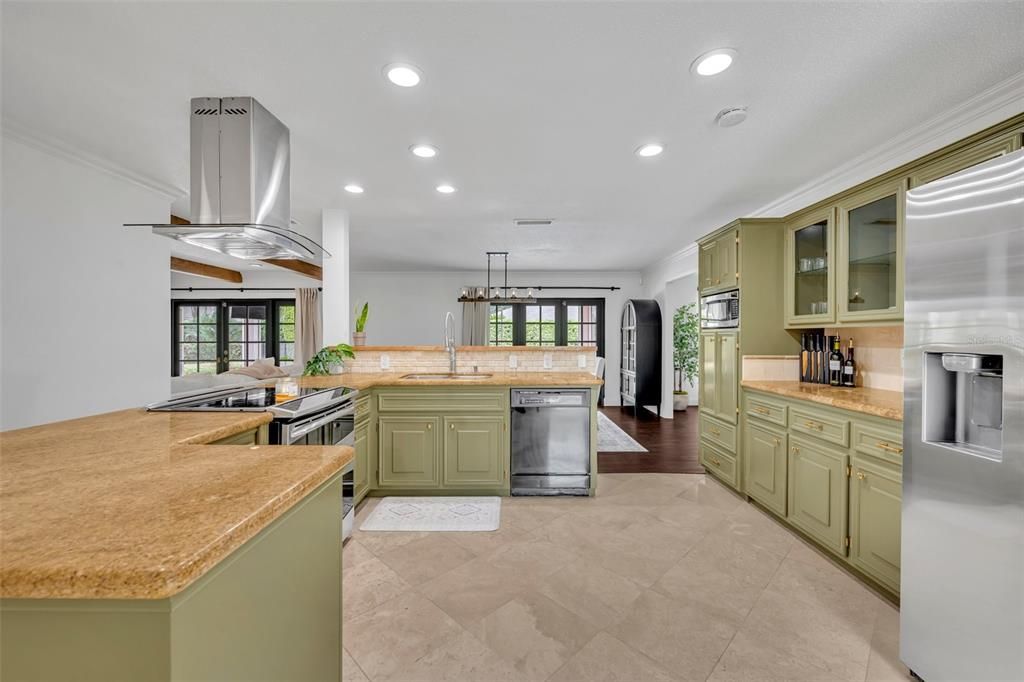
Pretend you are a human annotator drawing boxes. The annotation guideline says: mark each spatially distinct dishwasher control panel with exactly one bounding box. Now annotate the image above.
[512,390,588,407]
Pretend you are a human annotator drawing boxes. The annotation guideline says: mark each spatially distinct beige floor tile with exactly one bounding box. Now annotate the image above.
[471,590,598,680]
[537,557,644,630]
[618,514,708,556]
[645,496,730,532]
[377,534,477,586]
[382,629,528,682]
[708,628,846,681]
[596,474,699,507]
[482,536,578,582]
[766,555,882,629]
[500,500,571,534]
[740,588,872,680]
[678,476,746,513]
[344,591,463,680]
[342,539,375,572]
[547,631,678,682]
[443,526,526,556]
[609,589,743,680]
[418,556,531,628]
[567,530,684,587]
[342,556,411,622]
[342,648,369,682]
[350,528,430,556]
[866,601,908,681]
[721,503,797,557]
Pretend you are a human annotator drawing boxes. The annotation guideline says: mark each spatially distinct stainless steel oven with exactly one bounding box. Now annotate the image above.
[271,402,355,446]
[700,289,739,328]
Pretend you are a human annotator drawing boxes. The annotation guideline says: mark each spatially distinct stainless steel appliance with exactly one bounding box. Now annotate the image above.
[148,383,359,539]
[127,97,329,261]
[510,389,591,495]
[700,289,739,328]
[902,149,1024,681]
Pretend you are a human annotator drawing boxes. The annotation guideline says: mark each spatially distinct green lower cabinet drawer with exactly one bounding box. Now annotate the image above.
[745,393,788,428]
[377,389,507,413]
[700,413,737,453]
[700,440,738,489]
[787,435,849,557]
[851,422,903,467]
[790,405,850,448]
[353,423,370,500]
[378,416,440,488]
[849,456,902,593]
[443,416,505,487]
[743,420,787,517]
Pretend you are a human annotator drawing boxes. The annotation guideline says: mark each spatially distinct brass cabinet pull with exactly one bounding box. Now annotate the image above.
[856,471,867,481]
[876,441,903,454]
[791,446,800,454]
[450,423,455,430]
[710,427,721,436]
[772,437,781,446]
[804,421,823,431]
[754,407,771,415]
[426,423,432,430]
[710,457,721,467]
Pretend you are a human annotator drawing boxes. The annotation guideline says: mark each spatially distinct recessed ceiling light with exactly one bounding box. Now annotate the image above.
[436,184,456,194]
[690,48,737,77]
[635,143,664,158]
[410,144,438,158]
[384,63,422,87]
[344,184,364,194]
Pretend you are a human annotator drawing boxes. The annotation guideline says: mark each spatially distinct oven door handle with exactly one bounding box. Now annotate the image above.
[288,405,355,442]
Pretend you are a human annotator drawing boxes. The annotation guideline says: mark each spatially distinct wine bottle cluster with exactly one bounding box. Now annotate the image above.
[799,333,856,387]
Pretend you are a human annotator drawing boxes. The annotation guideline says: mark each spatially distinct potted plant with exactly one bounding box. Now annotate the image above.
[303,344,356,376]
[673,303,699,411]
[352,302,369,347]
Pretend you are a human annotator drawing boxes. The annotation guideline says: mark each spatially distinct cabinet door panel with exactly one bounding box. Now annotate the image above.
[354,423,369,500]
[443,416,504,487]
[837,181,904,323]
[700,332,718,417]
[850,458,901,592]
[717,231,738,291]
[699,241,718,293]
[785,208,836,326]
[717,332,738,424]
[379,417,439,487]
[909,131,1022,187]
[743,421,787,516]
[788,436,848,556]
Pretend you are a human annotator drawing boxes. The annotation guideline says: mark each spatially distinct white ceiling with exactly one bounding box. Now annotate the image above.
[4,1,1023,273]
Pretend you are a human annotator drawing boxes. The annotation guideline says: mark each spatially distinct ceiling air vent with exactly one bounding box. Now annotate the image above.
[513,219,554,227]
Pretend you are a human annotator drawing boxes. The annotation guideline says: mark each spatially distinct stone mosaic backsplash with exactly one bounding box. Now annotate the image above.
[344,346,599,374]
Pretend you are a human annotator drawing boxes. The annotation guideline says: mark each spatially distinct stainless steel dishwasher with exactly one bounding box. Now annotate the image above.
[510,389,591,495]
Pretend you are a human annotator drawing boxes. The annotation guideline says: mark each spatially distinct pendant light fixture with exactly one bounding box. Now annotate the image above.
[457,252,536,303]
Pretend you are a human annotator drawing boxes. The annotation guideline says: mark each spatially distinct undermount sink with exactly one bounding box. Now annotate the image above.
[401,373,494,380]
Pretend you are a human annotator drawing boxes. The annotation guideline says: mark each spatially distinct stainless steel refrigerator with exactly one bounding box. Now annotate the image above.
[902,148,1024,681]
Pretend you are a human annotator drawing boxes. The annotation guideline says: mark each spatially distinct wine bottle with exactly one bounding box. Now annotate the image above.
[829,336,843,386]
[800,333,810,382]
[843,338,856,388]
[815,334,826,384]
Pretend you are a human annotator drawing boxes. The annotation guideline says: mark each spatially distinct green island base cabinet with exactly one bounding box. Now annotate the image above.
[0,476,344,682]
[354,386,599,500]
[736,389,903,596]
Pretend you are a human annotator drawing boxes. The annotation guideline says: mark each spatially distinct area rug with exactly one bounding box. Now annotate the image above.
[597,412,649,452]
[358,497,501,532]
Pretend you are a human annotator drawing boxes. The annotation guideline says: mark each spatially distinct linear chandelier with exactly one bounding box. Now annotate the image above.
[457,251,536,304]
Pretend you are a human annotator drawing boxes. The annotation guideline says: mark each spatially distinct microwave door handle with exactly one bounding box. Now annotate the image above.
[289,405,355,440]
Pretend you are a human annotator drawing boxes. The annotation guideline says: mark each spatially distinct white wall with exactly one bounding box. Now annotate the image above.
[350,269,643,405]
[1,135,171,429]
[641,245,699,418]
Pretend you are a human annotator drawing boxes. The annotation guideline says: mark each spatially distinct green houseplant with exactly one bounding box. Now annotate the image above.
[673,303,699,411]
[352,302,369,346]
[303,344,356,376]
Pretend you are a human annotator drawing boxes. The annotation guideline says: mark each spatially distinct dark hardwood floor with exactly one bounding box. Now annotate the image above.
[598,406,704,474]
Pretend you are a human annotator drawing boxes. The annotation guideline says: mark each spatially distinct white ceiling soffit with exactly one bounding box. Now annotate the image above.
[3,1,1023,273]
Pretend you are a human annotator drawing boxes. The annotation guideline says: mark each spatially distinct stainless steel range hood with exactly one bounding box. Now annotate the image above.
[128,97,329,261]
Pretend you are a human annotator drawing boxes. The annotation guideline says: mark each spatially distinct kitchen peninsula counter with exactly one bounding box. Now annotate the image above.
[294,370,604,390]
[742,380,903,421]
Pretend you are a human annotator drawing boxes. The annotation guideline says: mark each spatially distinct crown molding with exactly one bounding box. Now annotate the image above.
[749,71,1024,217]
[2,118,184,200]
[641,242,699,281]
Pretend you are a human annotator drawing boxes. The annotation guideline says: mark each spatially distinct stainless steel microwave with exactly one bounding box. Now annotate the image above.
[700,290,739,328]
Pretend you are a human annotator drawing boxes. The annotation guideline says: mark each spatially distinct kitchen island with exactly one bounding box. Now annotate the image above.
[0,409,353,681]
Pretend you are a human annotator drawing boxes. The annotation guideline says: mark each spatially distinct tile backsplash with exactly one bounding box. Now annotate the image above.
[824,326,903,392]
[345,347,598,374]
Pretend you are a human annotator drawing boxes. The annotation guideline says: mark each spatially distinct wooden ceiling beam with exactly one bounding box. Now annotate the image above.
[260,259,323,280]
[170,256,243,283]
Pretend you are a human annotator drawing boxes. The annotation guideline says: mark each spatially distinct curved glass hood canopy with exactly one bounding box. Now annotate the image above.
[127,96,330,261]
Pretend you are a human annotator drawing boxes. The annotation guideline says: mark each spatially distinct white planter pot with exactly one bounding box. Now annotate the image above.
[673,393,689,411]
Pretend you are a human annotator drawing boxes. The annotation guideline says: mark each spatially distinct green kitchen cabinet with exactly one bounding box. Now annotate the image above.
[788,434,849,557]
[837,179,904,323]
[698,227,739,294]
[210,425,267,446]
[699,332,719,418]
[909,129,1022,187]
[743,419,787,517]
[442,416,505,487]
[698,330,738,424]
[849,455,902,593]
[784,207,836,327]
[378,416,440,488]
[353,421,370,501]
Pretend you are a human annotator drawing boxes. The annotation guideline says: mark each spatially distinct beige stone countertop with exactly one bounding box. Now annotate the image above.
[742,381,903,421]
[293,371,604,390]
[0,409,353,600]
[351,345,597,353]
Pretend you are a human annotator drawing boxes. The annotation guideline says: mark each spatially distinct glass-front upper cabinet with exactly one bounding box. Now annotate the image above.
[837,180,904,322]
[785,207,835,326]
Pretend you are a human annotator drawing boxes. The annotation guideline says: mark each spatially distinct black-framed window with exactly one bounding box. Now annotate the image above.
[172,299,295,376]
[488,298,604,356]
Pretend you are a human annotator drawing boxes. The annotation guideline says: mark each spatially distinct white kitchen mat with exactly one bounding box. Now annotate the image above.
[597,412,649,452]
[359,497,501,532]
